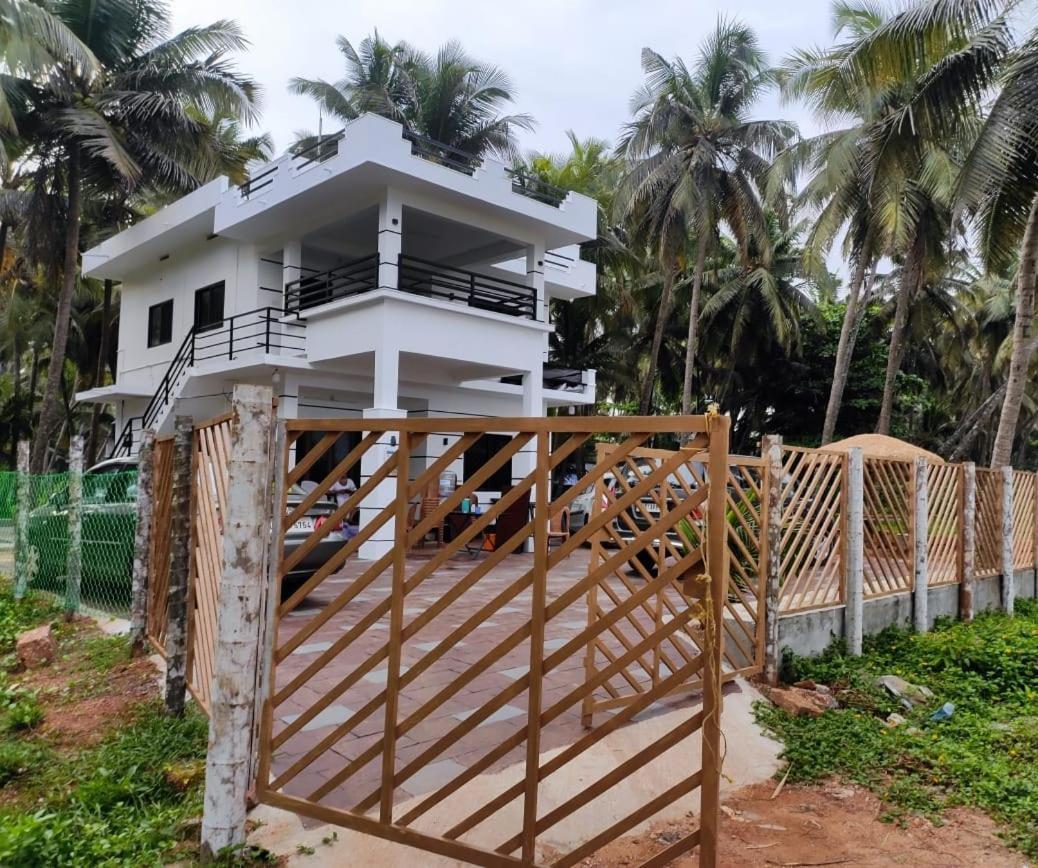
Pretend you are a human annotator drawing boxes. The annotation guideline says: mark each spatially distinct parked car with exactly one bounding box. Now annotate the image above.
[280,482,348,599]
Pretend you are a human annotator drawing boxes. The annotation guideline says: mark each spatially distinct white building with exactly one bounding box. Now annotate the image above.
[76,114,598,554]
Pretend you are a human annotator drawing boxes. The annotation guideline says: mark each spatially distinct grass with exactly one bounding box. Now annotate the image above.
[756,598,1038,856]
[0,578,215,866]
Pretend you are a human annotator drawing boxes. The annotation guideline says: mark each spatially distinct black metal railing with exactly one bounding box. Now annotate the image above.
[283,254,380,315]
[500,365,590,393]
[505,168,568,208]
[397,254,538,319]
[239,163,277,198]
[545,249,576,271]
[293,130,346,171]
[403,129,483,176]
[111,307,306,456]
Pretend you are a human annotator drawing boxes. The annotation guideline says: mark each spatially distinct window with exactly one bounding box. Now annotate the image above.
[147,300,173,347]
[463,434,513,492]
[194,281,225,332]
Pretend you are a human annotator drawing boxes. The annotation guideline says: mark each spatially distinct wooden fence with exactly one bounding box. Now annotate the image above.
[773,449,1037,614]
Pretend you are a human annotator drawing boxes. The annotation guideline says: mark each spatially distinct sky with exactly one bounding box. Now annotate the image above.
[169,0,838,156]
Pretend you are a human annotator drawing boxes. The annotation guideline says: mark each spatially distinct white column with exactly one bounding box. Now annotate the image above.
[359,345,403,560]
[762,435,783,685]
[961,462,976,622]
[378,191,403,291]
[526,243,548,365]
[913,457,929,633]
[282,240,302,292]
[845,447,865,656]
[1002,466,1015,615]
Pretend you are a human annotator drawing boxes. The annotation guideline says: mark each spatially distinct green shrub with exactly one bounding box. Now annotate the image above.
[759,602,1038,856]
[0,740,45,786]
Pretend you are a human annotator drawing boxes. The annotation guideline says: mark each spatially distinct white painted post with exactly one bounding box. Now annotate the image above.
[200,385,274,860]
[912,457,929,633]
[763,435,783,685]
[961,462,976,622]
[13,441,30,600]
[64,435,84,620]
[377,190,403,291]
[1001,466,1014,615]
[845,448,865,655]
[130,429,156,655]
[164,415,193,716]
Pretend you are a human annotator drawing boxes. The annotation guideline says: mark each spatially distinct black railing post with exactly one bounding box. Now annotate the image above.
[228,317,234,360]
[265,309,271,352]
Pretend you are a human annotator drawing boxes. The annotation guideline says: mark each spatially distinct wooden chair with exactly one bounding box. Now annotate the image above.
[419,480,444,547]
[548,506,570,547]
[483,489,531,552]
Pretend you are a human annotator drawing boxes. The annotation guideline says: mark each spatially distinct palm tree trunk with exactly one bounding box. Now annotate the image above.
[877,240,923,435]
[0,222,8,272]
[821,254,869,445]
[31,145,81,473]
[10,334,20,458]
[944,383,1006,462]
[990,193,1038,468]
[86,278,113,466]
[681,232,709,417]
[639,264,675,415]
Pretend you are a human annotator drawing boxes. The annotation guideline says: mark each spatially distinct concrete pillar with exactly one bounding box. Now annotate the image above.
[377,190,403,291]
[372,345,400,412]
[200,385,275,860]
[13,440,30,600]
[526,242,546,324]
[912,457,928,633]
[358,407,406,561]
[762,435,783,685]
[961,462,976,622]
[164,415,193,716]
[64,435,84,620]
[130,429,156,655]
[1001,466,1014,615]
[282,240,302,294]
[845,448,864,656]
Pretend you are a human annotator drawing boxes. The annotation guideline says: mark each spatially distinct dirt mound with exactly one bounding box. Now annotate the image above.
[820,433,944,464]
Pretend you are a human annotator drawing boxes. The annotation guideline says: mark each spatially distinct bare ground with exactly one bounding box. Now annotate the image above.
[583,780,1028,867]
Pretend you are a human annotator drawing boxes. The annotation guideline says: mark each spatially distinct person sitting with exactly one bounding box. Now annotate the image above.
[328,472,358,528]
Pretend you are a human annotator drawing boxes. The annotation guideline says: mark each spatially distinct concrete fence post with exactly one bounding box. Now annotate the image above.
[762,435,783,685]
[164,415,193,716]
[64,435,84,620]
[200,385,275,860]
[960,462,976,622]
[130,430,156,655]
[912,457,929,633]
[845,448,865,656]
[13,441,30,600]
[1001,466,1014,615]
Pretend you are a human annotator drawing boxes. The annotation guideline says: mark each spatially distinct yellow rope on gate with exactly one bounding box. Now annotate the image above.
[684,571,729,776]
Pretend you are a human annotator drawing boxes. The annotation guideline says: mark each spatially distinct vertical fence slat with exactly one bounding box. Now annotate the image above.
[64,435,84,619]
[164,415,193,716]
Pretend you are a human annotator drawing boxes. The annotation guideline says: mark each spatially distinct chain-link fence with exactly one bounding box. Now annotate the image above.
[3,469,139,617]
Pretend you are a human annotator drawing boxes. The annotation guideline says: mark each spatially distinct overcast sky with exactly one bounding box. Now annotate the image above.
[169,0,838,156]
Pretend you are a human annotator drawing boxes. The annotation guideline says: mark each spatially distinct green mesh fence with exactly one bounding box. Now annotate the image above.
[5,469,139,617]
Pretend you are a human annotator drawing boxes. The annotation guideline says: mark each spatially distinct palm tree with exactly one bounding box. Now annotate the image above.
[617,21,796,417]
[957,26,1038,466]
[6,0,260,472]
[290,32,533,160]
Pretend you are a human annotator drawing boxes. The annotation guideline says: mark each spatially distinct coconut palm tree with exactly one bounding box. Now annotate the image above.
[6,0,260,472]
[957,26,1038,466]
[616,21,796,417]
[290,32,533,160]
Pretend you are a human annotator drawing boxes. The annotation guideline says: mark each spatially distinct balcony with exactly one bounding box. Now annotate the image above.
[238,131,346,199]
[284,254,539,320]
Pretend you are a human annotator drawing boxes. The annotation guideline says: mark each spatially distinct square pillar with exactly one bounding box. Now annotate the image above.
[373,345,400,412]
[359,407,406,561]
[282,240,302,293]
[378,191,403,291]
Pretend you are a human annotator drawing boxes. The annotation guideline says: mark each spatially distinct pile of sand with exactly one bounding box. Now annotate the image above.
[819,433,944,464]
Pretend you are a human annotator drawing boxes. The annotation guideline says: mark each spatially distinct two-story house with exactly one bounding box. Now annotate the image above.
[75,113,598,554]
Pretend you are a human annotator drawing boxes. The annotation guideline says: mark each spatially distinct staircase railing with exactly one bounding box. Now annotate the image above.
[111,307,305,456]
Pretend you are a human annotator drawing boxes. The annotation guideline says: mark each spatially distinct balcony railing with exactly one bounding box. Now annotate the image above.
[111,307,306,456]
[402,129,482,176]
[238,130,347,198]
[501,366,591,394]
[397,254,538,319]
[505,168,568,208]
[283,254,380,315]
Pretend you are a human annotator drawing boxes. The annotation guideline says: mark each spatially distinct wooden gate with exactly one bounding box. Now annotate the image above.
[145,435,174,653]
[186,412,234,715]
[580,445,760,725]
[255,415,730,866]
